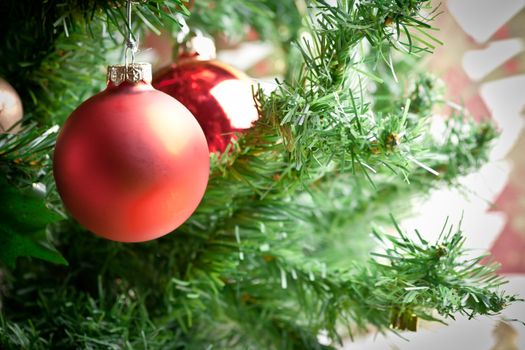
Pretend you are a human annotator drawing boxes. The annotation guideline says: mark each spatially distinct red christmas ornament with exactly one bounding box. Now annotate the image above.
[53,63,209,242]
[153,58,259,153]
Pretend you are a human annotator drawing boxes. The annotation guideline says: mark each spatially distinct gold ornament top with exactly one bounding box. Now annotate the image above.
[107,63,152,86]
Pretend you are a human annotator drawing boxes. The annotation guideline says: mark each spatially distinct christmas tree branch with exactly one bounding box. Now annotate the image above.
[223,218,518,347]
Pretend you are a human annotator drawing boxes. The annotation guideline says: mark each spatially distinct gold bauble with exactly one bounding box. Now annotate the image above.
[0,78,23,133]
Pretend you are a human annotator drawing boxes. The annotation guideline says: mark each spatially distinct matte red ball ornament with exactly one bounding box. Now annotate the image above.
[153,58,259,153]
[53,63,209,242]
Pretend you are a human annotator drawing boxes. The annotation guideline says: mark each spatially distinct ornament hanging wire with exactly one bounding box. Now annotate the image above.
[107,0,152,86]
[124,0,138,67]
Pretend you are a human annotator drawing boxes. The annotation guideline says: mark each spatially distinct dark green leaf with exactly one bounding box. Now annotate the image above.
[0,178,66,267]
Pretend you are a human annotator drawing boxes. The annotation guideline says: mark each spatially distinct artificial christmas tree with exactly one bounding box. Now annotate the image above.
[0,0,520,349]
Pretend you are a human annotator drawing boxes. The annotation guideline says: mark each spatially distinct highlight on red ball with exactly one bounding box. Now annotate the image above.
[153,59,259,153]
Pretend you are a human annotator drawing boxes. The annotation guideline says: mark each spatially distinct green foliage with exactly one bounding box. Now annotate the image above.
[0,124,57,187]
[0,0,519,349]
[372,217,517,321]
[0,177,66,267]
[0,125,66,267]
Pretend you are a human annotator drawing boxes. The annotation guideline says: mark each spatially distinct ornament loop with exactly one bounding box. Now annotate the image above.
[175,14,216,61]
[107,63,152,86]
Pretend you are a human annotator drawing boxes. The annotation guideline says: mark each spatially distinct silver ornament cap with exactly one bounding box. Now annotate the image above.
[107,63,152,86]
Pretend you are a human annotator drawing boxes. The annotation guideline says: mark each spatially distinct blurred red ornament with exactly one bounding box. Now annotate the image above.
[53,63,209,242]
[153,58,259,153]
